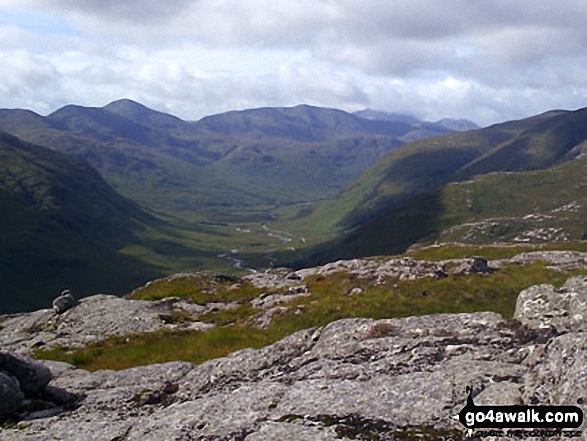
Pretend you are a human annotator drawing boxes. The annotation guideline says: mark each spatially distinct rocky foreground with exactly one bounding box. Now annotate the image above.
[1,251,587,440]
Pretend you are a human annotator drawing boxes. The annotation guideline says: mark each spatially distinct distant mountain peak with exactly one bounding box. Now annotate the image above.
[104,98,151,113]
[104,99,182,120]
[102,99,185,130]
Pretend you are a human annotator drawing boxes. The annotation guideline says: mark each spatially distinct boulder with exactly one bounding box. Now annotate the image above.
[449,256,492,275]
[0,351,53,396]
[0,372,24,418]
[514,276,587,332]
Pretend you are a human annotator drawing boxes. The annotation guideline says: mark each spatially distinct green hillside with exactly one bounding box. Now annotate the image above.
[274,109,564,249]
[0,101,460,216]
[456,107,587,178]
[264,107,587,268]
[0,102,479,312]
[0,132,165,313]
[299,148,587,263]
[5,100,587,307]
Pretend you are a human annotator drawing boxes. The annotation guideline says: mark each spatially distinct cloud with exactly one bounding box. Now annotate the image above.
[3,1,587,126]
[0,50,64,112]
[43,0,196,24]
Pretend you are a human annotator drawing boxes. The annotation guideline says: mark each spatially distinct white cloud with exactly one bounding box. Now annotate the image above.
[2,1,587,126]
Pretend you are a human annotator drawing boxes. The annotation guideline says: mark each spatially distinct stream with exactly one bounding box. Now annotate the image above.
[217,223,305,270]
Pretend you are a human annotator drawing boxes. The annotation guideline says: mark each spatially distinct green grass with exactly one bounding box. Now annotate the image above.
[406,242,587,261]
[34,259,585,371]
[35,326,279,371]
[277,113,541,241]
[302,155,587,265]
[269,263,574,329]
[126,273,264,303]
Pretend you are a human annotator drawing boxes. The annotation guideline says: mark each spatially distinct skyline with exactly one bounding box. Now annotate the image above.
[2,1,587,126]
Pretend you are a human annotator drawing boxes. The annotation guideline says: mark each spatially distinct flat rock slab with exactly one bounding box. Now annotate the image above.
[2,305,580,440]
[0,295,212,355]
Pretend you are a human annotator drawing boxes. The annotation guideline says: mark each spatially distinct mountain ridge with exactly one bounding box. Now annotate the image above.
[4,100,587,312]
[286,107,587,265]
[0,100,467,215]
[0,131,163,313]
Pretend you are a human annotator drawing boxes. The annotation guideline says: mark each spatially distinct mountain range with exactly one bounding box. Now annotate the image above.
[0,100,467,215]
[2,99,587,313]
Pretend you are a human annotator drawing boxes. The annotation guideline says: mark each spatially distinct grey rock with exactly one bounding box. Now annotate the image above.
[524,332,587,406]
[0,351,52,396]
[251,306,289,329]
[245,421,340,441]
[294,257,450,283]
[509,251,587,271]
[448,256,492,275]
[0,372,24,418]
[0,294,213,355]
[2,311,534,439]
[473,381,522,405]
[251,290,310,309]
[41,360,77,378]
[52,290,77,314]
[514,276,587,332]
[4,259,587,438]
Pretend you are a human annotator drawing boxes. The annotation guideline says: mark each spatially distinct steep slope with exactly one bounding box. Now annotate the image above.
[0,132,162,313]
[280,109,563,247]
[308,152,587,262]
[0,104,266,211]
[456,107,587,178]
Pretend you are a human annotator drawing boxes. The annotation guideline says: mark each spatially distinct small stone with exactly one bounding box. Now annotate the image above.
[53,290,78,314]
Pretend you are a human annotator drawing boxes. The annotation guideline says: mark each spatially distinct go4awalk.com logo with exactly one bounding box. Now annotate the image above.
[458,387,584,438]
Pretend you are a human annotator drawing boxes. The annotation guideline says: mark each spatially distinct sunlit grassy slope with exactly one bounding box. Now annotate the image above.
[273,108,587,267]
[35,253,586,371]
[298,154,587,265]
[273,110,566,246]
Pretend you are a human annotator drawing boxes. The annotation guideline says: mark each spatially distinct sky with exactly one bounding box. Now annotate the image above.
[2,1,587,126]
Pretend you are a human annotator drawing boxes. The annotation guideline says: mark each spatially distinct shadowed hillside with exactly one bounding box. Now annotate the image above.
[0,132,163,313]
